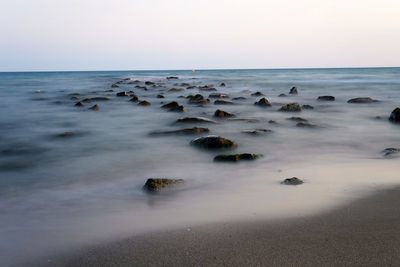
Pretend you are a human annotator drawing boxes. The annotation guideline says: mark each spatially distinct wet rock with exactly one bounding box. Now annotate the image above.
[71,96,79,100]
[347,97,377,103]
[296,122,318,128]
[168,88,185,92]
[188,94,210,104]
[54,132,76,138]
[214,153,261,162]
[180,83,190,87]
[287,117,308,122]
[157,94,165,98]
[220,82,226,87]
[129,95,139,102]
[75,101,84,107]
[138,100,151,106]
[187,86,196,90]
[232,97,246,101]
[282,177,303,185]
[149,127,210,135]
[190,135,237,149]
[289,87,298,94]
[209,93,229,98]
[318,96,335,101]
[241,129,272,135]
[251,91,264,97]
[116,92,128,97]
[111,84,119,88]
[143,178,184,192]
[161,101,180,109]
[279,103,302,112]
[254,97,271,107]
[166,76,179,80]
[381,148,400,157]
[89,104,99,110]
[176,117,216,124]
[214,100,234,105]
[145,81,155,85]
[269,120,277,124]
[214,109,235,118]
[199,86,217,91]
[389,108,400,123]
[279,93,287,97]
[302,104,314,110]
[135,86,148,90]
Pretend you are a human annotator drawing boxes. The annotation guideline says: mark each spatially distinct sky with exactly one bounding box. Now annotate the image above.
[0,0,399,71]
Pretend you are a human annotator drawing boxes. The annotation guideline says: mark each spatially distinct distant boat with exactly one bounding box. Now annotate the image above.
[192,69,195,72]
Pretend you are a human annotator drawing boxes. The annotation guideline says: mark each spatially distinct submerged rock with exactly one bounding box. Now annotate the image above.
[129,95,139,102]
[74,101,84,107]
[161,101,180,110]
[214,100,234,105]
[347,97,377,103]
[168,88,185,92]
[318,96,335,101]
[190,135,237,149]
[199,85,217,91]
[254,97,271,107]
[138,100,151,106]
[302,104,314,110]
[209,93,229,98]
[143,178,184,192]
[282,177,303,185]
[287,117,308,122]
[241,129,272,135]
[232,97,246,101]
[278,93,287,97]
[214,109,235,118]
[166,76,179,80]
[188,94,209,104]
[296,122,318,128]
[176,117,216,124]
[145,81,155,85]
[389,108,400,123]
[220,82,226,87]
[149,127,210,135]
[116,91,128,97]
[251,91,264,97]
[71,96,79,100]
[89,104,99,110]
[381,148,400,157]
[279,103,302,112]
[111,84,119,88]
[54,132,76,138]
[289,87,298,94]
[135,86,148,90]
[157,94,165,98]
[214,153,262,162]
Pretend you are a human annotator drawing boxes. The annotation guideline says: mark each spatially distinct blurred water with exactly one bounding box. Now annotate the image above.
[0,68,400,265]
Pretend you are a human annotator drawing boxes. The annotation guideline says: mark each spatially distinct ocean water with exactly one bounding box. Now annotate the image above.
[0,68,400,265]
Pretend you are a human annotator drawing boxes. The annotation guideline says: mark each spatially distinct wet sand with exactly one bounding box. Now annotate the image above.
[45,186,400,267]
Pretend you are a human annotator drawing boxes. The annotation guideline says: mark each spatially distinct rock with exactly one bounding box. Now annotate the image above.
[138,100,151,106]
[187,86,196,89]
[75,101,84,107]
[168,88,185,92]
[176,117,216,124]
[279,103,302,112]
[214,109,235,118]
[129,95,139,102]
[296,122,318,128]
[220,82,226,87]
[318,96,335,101]
[381,148,400,157]
[347,97,377,103]
[287,117,308,122]
[161,101,180,109]
[254,97,271,107]
[71,96,79,100]
[251,91,264,97]
[143,178,184,192]
[289,87,298,94]
[145,81,155,85]
[180,83,190,87]
[209,93,229,98]
[389,108,400,123]
[55,132,76,138]
[232,97,246,101]
[190,135,237,149]
[282,177,303,185]
[269,120,277,124]
[135,86,148,90]
[157,94,165,98]
[279,93,287,97]
[199,86,217,91]
[214,100,234,105]
[214,153,261,162]
[166,76,179,80]
[116,92,128,97]
[302,104,314,110]
[111,84,119,88]
[89,104,99,110]
[188,94,210,104]
[241,129,272,135]
[149,127,210,135]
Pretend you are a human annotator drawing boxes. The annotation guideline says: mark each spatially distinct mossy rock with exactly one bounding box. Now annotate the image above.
[143,178,184,192]
[190,135,237,149]
[279,103,302,112]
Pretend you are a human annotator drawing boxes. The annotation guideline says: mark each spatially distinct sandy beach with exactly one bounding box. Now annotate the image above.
[40,186,400,266]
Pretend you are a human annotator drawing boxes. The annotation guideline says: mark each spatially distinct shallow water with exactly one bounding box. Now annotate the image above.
[0,68,400,265]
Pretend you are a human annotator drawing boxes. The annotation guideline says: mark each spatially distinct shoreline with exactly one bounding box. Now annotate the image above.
[44,185,400,266]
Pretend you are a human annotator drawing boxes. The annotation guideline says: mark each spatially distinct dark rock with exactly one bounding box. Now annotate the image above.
[75,101,84,107]
[296,122,318,128]
[279,103,302,112]
[214,100,234,105]
[220,82,226,87]
[232,97,246,101]
[251,91,264,97]
[181,83,190,87]
[157,94,165,98]
[138,100,151,106]
[190,135,237,149]
[149,127,210,135]
[111,84,119,88]
[187,86,196,89]
[381,148,400,157]
[214,109,235,118]
[143,178,184,192]
[199,86,217,91]
[279,93,287,97]
[269,120,277,124]
[289,87,298,94]
[168,88,185,92]
[282,177,303,185]
[89,104,99,110]
[166,76,179,80]
[214,153,261,162]
[188,94,210,104]
[161,101,180,109]
[55,132,76,138]
[129,95,139,102]
[135,86,148,90]
[71,96,79,100]
[176,117,216,124]
[254,97,271,107]
[145,81,155,85]
[116,92,128,97]
[347,97,377,103]
[302,104,314,110]
[287,117,308,122]
[209,93,229,98]
[318,96,335,101]
[389,108,400,123]
[241,129,272,135]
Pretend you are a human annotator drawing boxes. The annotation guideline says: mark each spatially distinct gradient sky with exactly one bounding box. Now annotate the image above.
[0,0,399,71]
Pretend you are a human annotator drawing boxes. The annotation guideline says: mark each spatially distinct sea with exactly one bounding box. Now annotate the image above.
[0,68,399,265]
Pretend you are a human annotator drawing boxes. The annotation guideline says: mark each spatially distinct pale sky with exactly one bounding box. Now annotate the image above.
[0,0,399,71]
